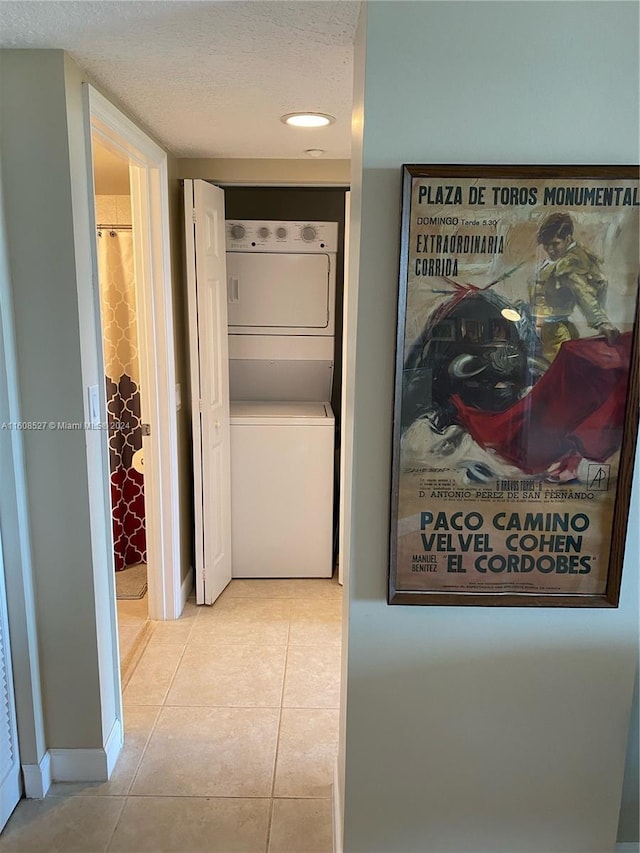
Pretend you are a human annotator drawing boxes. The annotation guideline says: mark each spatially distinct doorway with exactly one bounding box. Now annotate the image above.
[91,134,152,680]
[87,84,182,626]
[224,185,349,584]
[187,181,349,603]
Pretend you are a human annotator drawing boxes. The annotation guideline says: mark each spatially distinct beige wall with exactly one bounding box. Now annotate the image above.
[0,150,47,772]
[0,50,108,749]
[0,49,193,762]
[92,141,130,195]
[178,157,350,185]
[342,3,639,851]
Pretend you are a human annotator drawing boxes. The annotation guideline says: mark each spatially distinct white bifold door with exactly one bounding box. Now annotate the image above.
[184,179,232,605]
[0,524,21,831]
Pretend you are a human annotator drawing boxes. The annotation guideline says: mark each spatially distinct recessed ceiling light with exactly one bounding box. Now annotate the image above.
[281,112,335,128]
[305,149,326,158]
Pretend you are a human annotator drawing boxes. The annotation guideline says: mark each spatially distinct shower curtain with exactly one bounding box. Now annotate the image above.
[98,228,147,571]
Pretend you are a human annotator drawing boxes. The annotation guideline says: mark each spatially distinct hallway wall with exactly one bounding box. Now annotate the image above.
[343,3,639,851]
[0,155,47,777]
[0,50,108,750]
[0,49,188,769]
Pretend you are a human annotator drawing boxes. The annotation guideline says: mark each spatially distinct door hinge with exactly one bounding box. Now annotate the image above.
[141,423,151,436]
[192,208,197,223]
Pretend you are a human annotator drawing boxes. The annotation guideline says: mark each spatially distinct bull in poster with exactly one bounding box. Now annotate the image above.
[390,166,639,607]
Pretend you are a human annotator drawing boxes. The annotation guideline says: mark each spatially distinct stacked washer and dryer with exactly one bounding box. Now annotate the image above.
[225,220,338,578]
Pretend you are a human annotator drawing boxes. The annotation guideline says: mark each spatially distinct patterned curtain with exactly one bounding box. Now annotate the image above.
[98,229,147,571]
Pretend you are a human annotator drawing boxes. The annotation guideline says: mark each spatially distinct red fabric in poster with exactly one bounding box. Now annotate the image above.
[452,333,632,474]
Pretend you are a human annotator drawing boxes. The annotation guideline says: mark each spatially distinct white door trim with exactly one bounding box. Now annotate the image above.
[338,190,351,587]
[86,85,181,620]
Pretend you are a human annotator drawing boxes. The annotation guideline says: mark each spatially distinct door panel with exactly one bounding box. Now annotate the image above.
[185,180,232,605]
[0,525,21,831]
[210,443,224,563]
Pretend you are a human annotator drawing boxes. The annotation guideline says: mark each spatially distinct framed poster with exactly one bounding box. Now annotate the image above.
[390,165,639,607]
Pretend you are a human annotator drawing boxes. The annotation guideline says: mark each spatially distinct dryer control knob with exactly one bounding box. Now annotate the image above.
[230,224,246,240]
[301,225,317,242]
[258,227,270,239]
[276,226,287,239]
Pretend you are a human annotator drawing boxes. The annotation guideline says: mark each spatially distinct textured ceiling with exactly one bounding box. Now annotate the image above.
[0,0,360,159]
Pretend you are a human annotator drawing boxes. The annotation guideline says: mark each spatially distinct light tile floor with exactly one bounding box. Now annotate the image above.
[0,577,342,853]
[116,596,150,685]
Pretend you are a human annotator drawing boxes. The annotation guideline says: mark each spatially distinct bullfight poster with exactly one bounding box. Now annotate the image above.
[390,165,639,607]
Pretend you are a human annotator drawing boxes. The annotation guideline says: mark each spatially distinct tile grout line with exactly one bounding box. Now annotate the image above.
[123,612,195,796]
[266,596,292,852]
[156,608,198,704]
[123,599,211,802]
[122,704,163,799]
[119,610,165,800]
[42,791,332,801]
[275,602,293,789]
[102,792,128,853]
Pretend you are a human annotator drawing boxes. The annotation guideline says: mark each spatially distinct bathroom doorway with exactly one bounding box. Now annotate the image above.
[85,85,184,735]
[92,135,151,680]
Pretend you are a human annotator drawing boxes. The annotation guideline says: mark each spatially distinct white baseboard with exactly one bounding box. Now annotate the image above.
[616,843,640,852]
[49,748,106,782]
[181,566,194,611]
[332,758,343,853]
[49,718,123,782]
[22,752,51,798]
[104,717,123,776]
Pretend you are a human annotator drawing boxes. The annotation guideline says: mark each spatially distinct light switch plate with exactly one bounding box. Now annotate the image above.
[88,384,100,426]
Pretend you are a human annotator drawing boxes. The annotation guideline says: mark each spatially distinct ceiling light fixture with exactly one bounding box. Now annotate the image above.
[305,149,326,158]
[281,112,335,128]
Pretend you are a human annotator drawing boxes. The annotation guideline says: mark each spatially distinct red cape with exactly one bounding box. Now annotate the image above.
[452,333,632,474]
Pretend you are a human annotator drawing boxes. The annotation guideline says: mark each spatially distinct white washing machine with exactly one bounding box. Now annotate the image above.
[225,220,338,578]
[229,401,334,577]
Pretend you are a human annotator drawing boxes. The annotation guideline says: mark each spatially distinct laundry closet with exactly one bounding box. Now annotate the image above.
[185,183,347,602]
